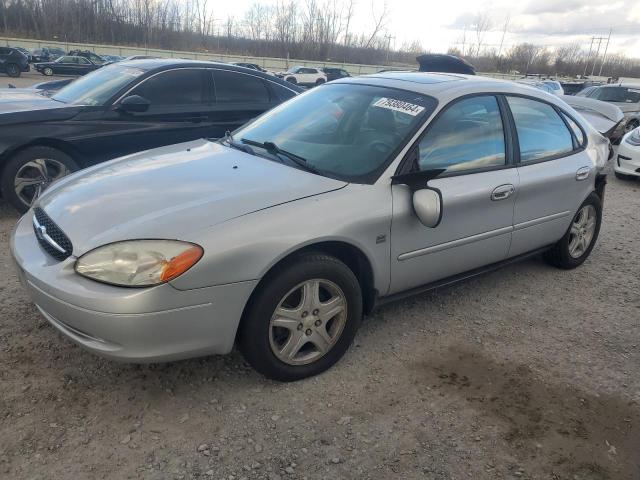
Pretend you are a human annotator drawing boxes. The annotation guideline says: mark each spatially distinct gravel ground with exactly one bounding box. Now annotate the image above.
[0,167,639,480]
[0,71,70,88]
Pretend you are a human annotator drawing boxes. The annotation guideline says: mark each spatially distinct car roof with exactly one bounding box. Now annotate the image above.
[111,58,303,90]
[334,71,570,105]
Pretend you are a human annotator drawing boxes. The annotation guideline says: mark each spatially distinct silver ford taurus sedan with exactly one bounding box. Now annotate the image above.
[11,72,610,381]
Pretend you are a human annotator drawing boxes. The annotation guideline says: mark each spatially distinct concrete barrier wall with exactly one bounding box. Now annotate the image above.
[0,35,413,75]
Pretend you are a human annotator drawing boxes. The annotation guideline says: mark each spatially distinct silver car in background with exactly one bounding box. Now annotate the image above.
[11,72,610,381]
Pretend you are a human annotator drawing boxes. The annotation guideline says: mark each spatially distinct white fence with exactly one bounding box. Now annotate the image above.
[1,35,414,75]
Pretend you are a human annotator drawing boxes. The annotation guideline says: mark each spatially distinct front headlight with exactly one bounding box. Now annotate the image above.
[75,240,203,287]
[624,127,640,146]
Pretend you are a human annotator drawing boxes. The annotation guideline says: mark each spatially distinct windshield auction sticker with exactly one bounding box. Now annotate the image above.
[373,97,425,116]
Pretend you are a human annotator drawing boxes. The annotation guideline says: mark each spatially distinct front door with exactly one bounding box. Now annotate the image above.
[390,95,517,294]
[71,68,215,163]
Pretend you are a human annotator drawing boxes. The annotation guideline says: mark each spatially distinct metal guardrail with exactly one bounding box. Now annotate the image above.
[1,35,414,75]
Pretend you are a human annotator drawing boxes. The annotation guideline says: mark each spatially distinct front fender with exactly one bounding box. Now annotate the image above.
[170,183,393,295]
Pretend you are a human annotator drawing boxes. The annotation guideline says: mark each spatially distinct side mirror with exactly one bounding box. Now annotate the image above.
[118,94,150,113]
[412,189,441,228]
[392,169,446,228]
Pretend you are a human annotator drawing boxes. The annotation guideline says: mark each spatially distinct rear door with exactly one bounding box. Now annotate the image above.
[505,95,592,256]
[390,95,518,293]
[209,69,274,138]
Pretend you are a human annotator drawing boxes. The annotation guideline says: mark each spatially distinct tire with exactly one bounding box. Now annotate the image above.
[315,78,326,85]
[285,76,297,84]
[43,67,53,76]
[238,253,363,381]
[5,63,20,78]
[615,171,635,181]
[544,192,602,270]
[1,146,79,213]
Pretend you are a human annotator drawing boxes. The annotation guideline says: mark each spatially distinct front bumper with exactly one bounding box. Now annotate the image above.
[615,142,640,177]
[10,213,257,362]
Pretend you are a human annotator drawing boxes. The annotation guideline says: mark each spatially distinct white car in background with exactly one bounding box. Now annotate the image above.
[276,66,327,87]
[615,127,640,180]
[542,80,564,96]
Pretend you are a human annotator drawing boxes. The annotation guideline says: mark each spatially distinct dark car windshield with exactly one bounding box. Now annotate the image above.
[52,64,145,106]
[233,83,436,183]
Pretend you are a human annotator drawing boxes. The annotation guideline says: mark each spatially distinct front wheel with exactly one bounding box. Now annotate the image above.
[544,193,602,269]
[285,76,297,84]
[43,67,54,76]
[5,63,20,78]
[238,253,363,381]
[0,146,79,213]
[315,78,326,85]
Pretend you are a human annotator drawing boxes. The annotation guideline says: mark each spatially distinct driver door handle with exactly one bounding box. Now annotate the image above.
[491,184,515,201]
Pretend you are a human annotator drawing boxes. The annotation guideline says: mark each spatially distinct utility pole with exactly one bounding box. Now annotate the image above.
[384,34,395,63]
[598,28,612,77]
[583,37,594,77]
[590,35,607,76]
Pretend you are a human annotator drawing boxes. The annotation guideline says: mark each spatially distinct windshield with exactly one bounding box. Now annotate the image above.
[233,83,436,183]
[52,64,145,106]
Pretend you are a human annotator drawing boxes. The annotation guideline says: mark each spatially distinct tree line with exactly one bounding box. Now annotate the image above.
[0,0,639,78]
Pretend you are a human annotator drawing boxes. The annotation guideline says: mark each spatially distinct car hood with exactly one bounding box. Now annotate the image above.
[37,139,348,254]
[0,90,81,123]
[561,95,625,136]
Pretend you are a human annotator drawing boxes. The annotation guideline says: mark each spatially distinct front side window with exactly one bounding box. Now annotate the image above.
[58,56,74,63]
[590,86,640,103]
[232,83,436,182]
[214,70,270,103]
[417,95,506,173]
[132,69,208,105]
[507,96,573,162]
[53,64,145,106]
[78,57,91,65]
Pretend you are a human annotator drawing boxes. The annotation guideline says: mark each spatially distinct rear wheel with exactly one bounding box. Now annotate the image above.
[544,193,602,269]
[5,63,20,78]
[238,253,362,381]
[1,146,79,213]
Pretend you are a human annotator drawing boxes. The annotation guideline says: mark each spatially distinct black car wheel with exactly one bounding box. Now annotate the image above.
[43,67,54,76]
[5,63,20,78]
[1,146,79,213]
[285,76,297,84]
[238,252,363,381]
[315,78,326,85]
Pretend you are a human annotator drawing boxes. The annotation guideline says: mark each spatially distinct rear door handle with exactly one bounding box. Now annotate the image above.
[491,184,515,201]
[576,166,590,181]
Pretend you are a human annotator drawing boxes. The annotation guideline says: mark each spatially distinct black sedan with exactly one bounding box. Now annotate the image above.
[0,59,301,212]
[34,55,102,76]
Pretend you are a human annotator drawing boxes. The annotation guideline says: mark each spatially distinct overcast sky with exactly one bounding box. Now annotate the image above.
[221,0,640,58]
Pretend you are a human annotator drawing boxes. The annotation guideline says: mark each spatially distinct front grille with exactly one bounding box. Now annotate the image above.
[33,208,73,261]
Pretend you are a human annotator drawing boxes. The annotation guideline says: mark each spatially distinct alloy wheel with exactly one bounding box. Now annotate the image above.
[14,158,70,208]
[269,279,347,365]
[568,205,597,259]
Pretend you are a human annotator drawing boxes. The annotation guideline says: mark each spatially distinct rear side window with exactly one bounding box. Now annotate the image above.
[269,82,297,102]
[132,69,209,105]
[214,70,270,103]
[0,47,9,55]
[507,96,573,163]
[417,95,506,173]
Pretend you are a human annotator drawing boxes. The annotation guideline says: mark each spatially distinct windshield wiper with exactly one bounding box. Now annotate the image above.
[220,130,255,155]
[240,138,319,174]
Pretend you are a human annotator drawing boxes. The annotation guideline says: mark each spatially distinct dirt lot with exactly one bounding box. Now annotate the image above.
[1,168,639,480]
